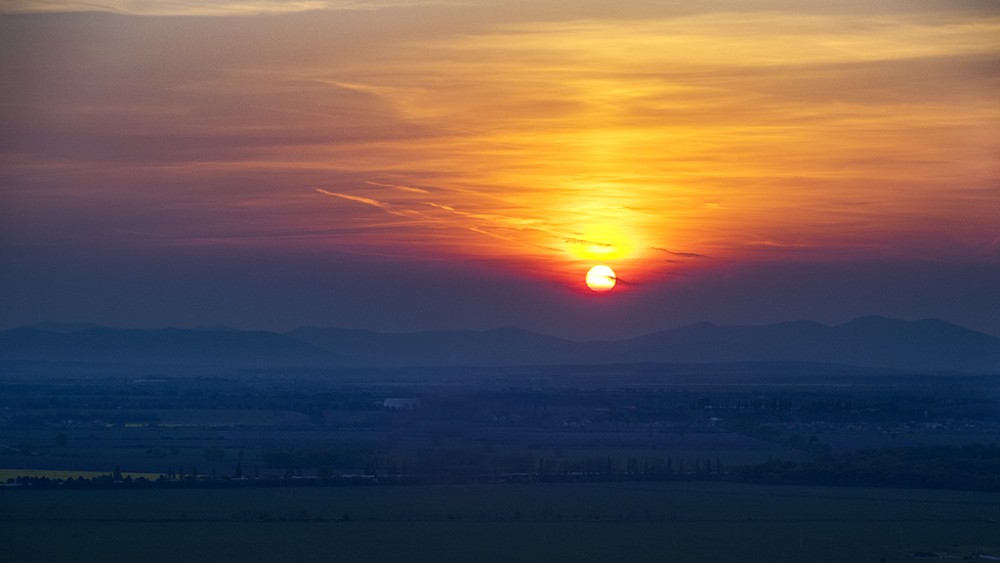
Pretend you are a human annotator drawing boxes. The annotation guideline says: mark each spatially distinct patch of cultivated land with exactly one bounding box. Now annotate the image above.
[1,482,998,563]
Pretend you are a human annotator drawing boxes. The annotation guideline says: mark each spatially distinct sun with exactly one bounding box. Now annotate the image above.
[585,265,616,292]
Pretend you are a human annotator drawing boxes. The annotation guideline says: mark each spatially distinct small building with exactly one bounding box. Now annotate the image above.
[382,398,421,410]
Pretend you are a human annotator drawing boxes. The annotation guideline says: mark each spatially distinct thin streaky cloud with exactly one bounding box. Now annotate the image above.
[417,201,584,253]
[421,202,540,230]
[316,188,521,245]
[566,238,614,248]
[364,181,432,195]
[316,186,585,257]
[315,188,388,210]
[0,0,465,16]
[315,188,427,221]
[651,247,711,259]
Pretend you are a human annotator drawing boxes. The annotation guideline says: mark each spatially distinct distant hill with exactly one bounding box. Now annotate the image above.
[2,317,999,371]
[287,326,578,367]
[586,317,1000,371]
[0,326,333,365]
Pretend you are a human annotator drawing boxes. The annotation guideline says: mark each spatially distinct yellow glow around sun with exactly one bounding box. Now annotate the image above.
[585,265,616,292]
[302,11,999,289]
[566,223,636,262]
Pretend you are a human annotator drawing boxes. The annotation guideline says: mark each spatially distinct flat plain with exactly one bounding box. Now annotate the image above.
[2,362,998,562]
[2,482,998,562]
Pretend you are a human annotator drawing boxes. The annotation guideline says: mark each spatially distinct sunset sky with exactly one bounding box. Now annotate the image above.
[2,0,998,340]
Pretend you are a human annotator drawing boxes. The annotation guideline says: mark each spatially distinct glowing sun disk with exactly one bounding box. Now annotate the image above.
[586,265,617,292]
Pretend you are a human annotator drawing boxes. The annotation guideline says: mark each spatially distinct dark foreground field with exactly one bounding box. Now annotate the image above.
[2,481,998,563]
[2,362,998,561]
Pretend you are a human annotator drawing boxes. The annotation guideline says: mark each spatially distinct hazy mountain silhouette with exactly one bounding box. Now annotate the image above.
[2,317,999,371]
[0,326,333,365]
[288,326,577,366]
[27,321,104,334]
[587,317,1000,370]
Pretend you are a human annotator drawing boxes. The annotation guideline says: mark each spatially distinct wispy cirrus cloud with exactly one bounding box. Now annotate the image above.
[651,248,710,260]
[3,4,997,289]
[0,0,463,16]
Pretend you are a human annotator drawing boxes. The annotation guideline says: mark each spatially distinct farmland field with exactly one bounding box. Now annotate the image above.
[2,364,998,561]
[2,481,998,563]
[0,469,161,481]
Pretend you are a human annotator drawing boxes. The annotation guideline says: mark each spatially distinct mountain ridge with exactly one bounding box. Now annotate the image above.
[2,316,998,371]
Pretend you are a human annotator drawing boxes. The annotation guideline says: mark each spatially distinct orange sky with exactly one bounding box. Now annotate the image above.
[1,1,998,335]
[298,10,999,288]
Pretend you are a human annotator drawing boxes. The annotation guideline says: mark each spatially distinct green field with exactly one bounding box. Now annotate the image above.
[2,368,998,561]
[2,482,997,562]
[0,468,162,481]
